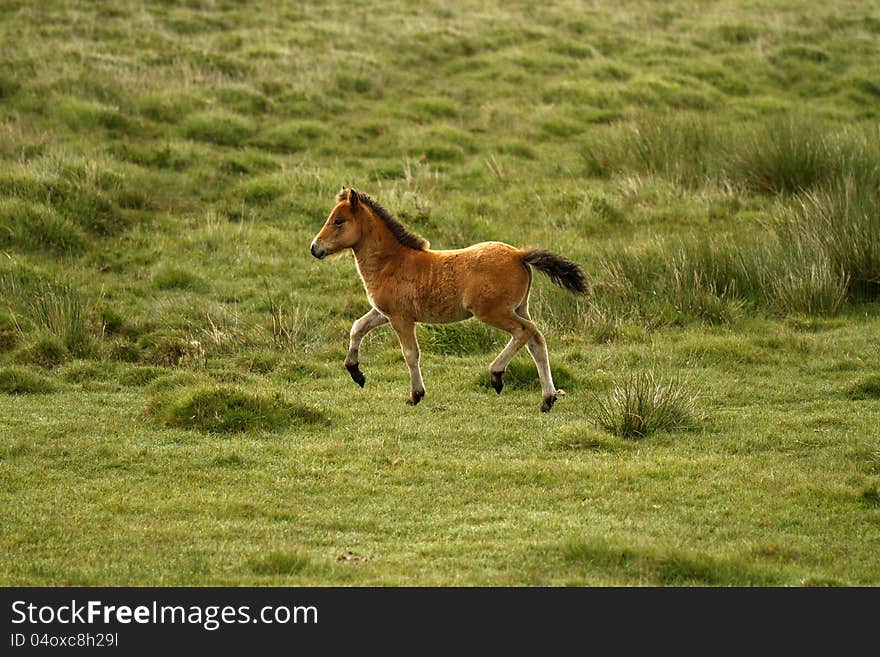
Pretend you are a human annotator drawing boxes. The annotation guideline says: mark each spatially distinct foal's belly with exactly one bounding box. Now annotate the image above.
[414,305,473,324]
[369,287,471,323]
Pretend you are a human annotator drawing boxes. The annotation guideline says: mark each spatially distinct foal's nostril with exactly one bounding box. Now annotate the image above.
[310,243,317,257]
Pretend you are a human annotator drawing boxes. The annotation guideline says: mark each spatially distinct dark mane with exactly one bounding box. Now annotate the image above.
[338,188,429,251]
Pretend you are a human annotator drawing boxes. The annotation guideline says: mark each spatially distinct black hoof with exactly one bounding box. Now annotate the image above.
[490,371,504,394]
[406,390,425,406]
[346,362,365,388]
[540,392,558,413]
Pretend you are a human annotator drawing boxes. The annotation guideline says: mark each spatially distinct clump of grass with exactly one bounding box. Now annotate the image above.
[594,228,854,321]
[0,199,86,254]
[0,311,18,352]
[0,166,126,236]
[770,256,848,316]
[118,366,163,387]
[666,233,846,318]
[421,321,501,356]
[563,538,779,585]
[619,113,720,187]
[669,261,748,324]
[147,385,326,433]
[108,340,142,363]
[238,176,287,205]
[220,150,278,175]
[261,284,316,351]
[716,23,760,44]
[651,550,777,586]
[153,266,207,291]
[726,116,838,194]
[253,121,328,153]
[592,370,701,438]
[19,280,93,356]
[145,371,203,393]
[583,303,623,343]
[860,485,880,508]
[583,113,717,180]
[98,306,126,335]
[143,336,205,368]
[800,576,849,587]
[214,85,272,114]
[181,111,255,146]
[212,452,247,467]
[17,334,68,368]
[60,361,107,383]
[56,97,136,135]
[249,550,314,575]
[0,367,56,394]
[138,92,201,123]
[239,350,280,374]
[784,180,880,300]
[847,375,880,400]
[110,141,197,171]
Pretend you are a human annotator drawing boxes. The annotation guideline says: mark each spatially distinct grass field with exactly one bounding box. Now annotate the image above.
[1,0,879,586]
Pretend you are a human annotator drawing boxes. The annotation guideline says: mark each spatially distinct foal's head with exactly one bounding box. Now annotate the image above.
[310,187,365,259]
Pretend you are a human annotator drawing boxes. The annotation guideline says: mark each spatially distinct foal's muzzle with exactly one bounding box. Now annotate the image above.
[310,242,326,259]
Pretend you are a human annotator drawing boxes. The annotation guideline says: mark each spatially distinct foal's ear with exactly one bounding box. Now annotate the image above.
[348,188,359,209]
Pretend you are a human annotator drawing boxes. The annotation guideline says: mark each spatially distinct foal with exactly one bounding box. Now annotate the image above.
[310,187,588,412]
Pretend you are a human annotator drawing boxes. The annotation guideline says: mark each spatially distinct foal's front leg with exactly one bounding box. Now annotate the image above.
[390,317,425,405]
[345,308,388,387]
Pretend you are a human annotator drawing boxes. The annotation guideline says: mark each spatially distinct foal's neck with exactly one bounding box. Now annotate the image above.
[352,216,410,293]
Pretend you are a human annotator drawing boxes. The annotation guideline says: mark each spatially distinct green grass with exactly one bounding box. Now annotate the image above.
[847,375,880,400]
[147,385,326,434]
[0,367,56,394]
[1,0,880,586]
[562,538,779,585]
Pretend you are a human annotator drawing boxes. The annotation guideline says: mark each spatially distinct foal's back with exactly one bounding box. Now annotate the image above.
[378,241,531,324]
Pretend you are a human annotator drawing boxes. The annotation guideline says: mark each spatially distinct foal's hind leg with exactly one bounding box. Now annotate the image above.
[515,301,558,412]
[389,317,425,406]
[480,305,558,413]
[526,330,558,412]
[478,309,537,395]
[345,307,388,387]
[487,301,530,394]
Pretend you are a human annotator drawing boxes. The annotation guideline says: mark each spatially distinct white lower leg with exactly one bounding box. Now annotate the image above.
[490,336,519,374]
[527,334,556,399]
[346,309,387,366]
[403,346,425,402]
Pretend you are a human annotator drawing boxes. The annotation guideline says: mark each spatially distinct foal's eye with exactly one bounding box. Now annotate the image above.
[333,218,344,226]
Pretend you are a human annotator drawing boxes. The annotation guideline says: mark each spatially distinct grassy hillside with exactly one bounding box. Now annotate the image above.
[1,0,879,585]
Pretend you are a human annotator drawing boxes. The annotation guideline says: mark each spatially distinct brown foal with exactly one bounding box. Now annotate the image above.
[310,187,588,412]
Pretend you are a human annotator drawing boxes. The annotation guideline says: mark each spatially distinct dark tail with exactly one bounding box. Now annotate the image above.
[521,249,589,295]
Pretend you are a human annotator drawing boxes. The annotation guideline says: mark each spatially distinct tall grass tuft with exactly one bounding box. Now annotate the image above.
[592,227,855,321]
[592,370,701,439]
[262,282,316,351]
[726,116,838,194]
[18,280,93,356]
[770,249,848,316]
[621,113,720,187]
[582,113,721,186]
[784,180,880,300]
[0,311,18,352]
